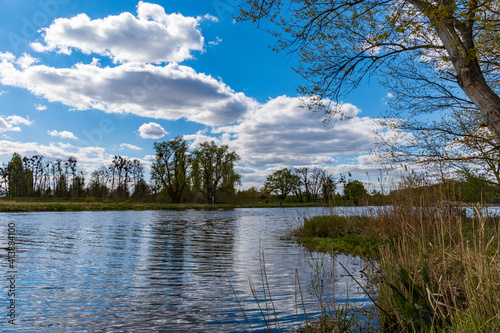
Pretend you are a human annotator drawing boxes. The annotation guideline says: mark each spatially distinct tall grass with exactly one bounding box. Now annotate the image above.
[376,204,500,332]
[296,187,500,331]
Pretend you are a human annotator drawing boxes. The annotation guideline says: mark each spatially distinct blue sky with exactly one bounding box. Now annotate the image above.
[0,0,395,189]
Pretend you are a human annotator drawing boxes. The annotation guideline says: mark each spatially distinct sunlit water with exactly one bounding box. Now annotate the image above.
[0,207,374,332]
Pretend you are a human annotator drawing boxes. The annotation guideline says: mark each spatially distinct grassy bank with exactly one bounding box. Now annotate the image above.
[294,204,500,332]
[0,197,329,212]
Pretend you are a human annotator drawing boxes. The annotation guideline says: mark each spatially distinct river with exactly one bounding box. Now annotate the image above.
[0,207,373,332]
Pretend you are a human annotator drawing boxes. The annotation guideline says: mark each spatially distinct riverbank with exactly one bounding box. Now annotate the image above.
[293,205,500,332]
[0,197,331,212]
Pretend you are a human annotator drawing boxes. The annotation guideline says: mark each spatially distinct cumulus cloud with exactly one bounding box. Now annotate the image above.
[215,96,382,167]
[120,143,143,150]
[184,130,221,149]
[31,1,205,64]
[6,115,32,126]
[325,154,387,176]
[138,122,168,139]
[176,96,403,188]
[0,140,111,171]
[0,118,10,133]
[0,115,32,132]
[47,130,78,140]
[0,54,254,126]
[35,104,47,111]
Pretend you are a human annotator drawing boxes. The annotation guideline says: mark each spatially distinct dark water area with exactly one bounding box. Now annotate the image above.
[0,208,372,332]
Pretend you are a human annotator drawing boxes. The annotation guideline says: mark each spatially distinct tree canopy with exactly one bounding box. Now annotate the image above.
[238,0,500,137]
[191,141,241,204]
[264,168,296,200]
[151,137,190,203]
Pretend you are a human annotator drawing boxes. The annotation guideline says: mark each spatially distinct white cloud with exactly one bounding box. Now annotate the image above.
[31,1,205,64]
[0,118,10,133]
[138,122,168,139]
[325,154,387,176]
[35,104,47,111]
[6,115,32,126]
[120,143,143,150]
[180,96,403,188]
[0,140,110,172]
[184,130,220,149]
[47,130,78,140]
[0,115,32,132]
[386,92,395,98]
[197,14,219,22]
[16,54,38,69]
[215,96,380,167]
[0,54,255,126]
[0,90,6,96]
[209,37,222,46]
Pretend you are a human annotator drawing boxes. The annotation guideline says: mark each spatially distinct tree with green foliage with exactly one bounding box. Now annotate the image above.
[7,153,32,197]
[238,0,500,139]
[344,180,368,205]
[458,169,499,202]
[151,137,190,203]
[69,174,85,197]
[191,141,240,204]
[264,168,296,200]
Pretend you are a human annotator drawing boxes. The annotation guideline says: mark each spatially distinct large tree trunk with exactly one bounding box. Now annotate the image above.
[410,0,500,139]
[437,25,500,138]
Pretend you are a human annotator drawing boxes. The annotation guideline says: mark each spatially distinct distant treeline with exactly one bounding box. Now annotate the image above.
[0,153,146,200]
[261,167,376,205]
[0,136,389,205]
[0,137,241,204]
[4,136,490,205]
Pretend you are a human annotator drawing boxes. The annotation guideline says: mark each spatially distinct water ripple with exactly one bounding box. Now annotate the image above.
[0,208,372,332]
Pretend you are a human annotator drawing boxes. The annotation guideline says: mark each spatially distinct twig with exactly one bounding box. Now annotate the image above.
[337,260,395,324]
[249,278,272,333]
[224,266,254,332]
[261,251,282,333]
[295,268,311,331]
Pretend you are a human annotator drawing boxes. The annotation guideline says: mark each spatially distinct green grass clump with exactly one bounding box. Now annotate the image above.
[294,203,500,332]
[295,215,384,257]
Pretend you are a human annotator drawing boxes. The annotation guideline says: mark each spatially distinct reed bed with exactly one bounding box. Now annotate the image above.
[296,197,500,332]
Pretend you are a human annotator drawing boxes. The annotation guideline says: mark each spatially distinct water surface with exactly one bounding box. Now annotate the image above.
[1,208,371,332]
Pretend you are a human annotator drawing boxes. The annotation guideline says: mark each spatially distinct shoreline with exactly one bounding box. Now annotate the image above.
[0,198,497,213]
[0,199,338,212]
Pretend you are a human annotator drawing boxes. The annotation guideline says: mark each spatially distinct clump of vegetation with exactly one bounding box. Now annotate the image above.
[294,215,385,257]
[295,198,500,331]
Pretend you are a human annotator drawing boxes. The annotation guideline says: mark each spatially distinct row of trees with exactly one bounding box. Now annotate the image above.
[4,146,492,205]
[0,154,85,197]
[263,167,369,205]
[0,142,370,205]
[0,154,146,199]
[88,156,146,199]
[0,140,385,205]
[263,167,334,202]
[0,138,241,204]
